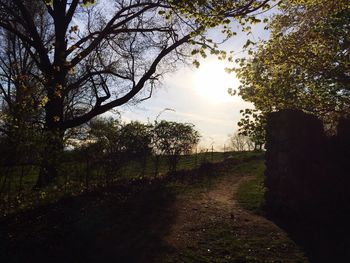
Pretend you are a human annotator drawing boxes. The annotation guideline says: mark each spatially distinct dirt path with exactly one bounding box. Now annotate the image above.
[162,174,308,263]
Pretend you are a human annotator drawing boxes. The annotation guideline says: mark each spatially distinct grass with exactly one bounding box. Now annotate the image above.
[2,150,263,193]
[175,222,307,263]
[236,160,265,215]
[0,151,228,192]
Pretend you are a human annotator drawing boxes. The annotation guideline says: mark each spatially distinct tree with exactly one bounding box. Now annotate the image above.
[85,117,122,180]
[0,0,270,187]
[237,109,266,150]
[84,117,153,180]
[229,132,254,152]
[236,0,350,131]
[153,120,200,171]
[118,121,153,159]
[0,5,46,170]
[119,121,153,175]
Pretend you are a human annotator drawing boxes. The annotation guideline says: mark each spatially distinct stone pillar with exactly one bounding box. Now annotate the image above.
[264,109,326,217]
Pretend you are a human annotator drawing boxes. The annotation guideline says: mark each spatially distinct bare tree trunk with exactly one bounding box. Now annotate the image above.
[34,129,64,189]
[168,155,179,172]
[34,79,65,189]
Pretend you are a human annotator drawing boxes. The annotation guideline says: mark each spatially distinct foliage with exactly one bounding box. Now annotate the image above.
[83,118,153,178]
[77,117,201,175]
[87,117,121,151]
[153,120,200,171]
[118,121,153,158]
[237,109,266,149]
[236,0,350,129]
[0,126,43,166]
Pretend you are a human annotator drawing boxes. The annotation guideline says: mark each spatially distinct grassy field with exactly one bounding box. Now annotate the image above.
[0,151,228,192]
[0,151,260,217]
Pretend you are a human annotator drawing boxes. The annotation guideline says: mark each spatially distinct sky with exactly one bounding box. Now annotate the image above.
[118,20,271,150]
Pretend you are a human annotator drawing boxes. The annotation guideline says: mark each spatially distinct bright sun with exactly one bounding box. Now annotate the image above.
[192,60,239,103]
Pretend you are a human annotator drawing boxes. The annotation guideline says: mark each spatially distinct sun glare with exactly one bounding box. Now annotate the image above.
[192,60,239,103]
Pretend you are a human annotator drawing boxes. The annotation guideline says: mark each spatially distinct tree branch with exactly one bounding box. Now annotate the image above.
[62,34,191,129]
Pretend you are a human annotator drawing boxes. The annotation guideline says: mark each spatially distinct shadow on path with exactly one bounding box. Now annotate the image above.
[0,186,177,263]
[268,214,350,263]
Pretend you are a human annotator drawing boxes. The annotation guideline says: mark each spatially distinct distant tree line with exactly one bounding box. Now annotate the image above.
[76,118,200,182]
[0,116,200,188]
[0,115,202,214]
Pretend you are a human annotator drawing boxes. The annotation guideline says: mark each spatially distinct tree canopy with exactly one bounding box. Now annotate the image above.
[236,0,350,130]
[153,120,200,171]
[237,109,266,150]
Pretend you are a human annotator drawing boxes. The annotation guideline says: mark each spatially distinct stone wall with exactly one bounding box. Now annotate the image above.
[265,109,350,220]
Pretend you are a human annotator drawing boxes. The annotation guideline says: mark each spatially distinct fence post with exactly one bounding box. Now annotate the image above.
[195,147,198,168]
[85,153,89,190]
[154,155,159,177]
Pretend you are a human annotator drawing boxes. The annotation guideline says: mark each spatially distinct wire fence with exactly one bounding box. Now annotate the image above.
[0,147,239,216]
